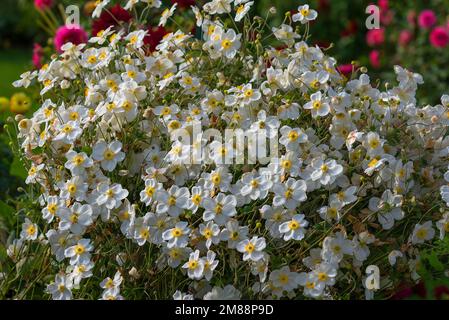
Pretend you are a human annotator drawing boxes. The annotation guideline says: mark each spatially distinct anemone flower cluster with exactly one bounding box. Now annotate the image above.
[9,1,449,300]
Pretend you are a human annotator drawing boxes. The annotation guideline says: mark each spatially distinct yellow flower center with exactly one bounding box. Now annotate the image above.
[313,101,322,109]
[288,220,300,230]
[416,228,428,239]
[215,204,223,214]
[70,214,79,224]
[162,106,171,116]
[221,39,232,49]
[74,244,85,255]
[244,89,253,98]
[87,55,97,64]
[204,228,212,239]
[285,188,293,199]
[106,189,114,197]
[281,160,292,169]
[301,8,310,16]
[310,80,320,89]
[250,180,259,188]
[192,194,202,205]
[328,207,337,218]
[211,174,221,185]
[105,279,114,289]
[305,281,315,289]
[127,70,136,78]
[73,155,84,166]
[47,204,57,215]
[369,139,380,149]
[129,35,138,44]
[103,149,115,160]
[140,228,149,239]
[27,225,36,236]
[98,52,107,60]
[171,228,183,238]
[188,260,198,269]
[68,183,77,194]
[244,243,255,253]
[62,124,73,133]
[28,166,37,175]
[317,272,328,282]
[146,186,155,197]
[168,196,177,206]
[279,274,289,285]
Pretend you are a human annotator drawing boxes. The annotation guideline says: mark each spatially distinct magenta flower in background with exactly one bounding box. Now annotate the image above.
[380,9,394,26]
[366,28,385,47]
[32,43,44,69]
[418,10,437,29]
[34,0,53,10]
[337,64,354,77]
[430,26,449,48]
[369,50,381,69]
[378,0,389,11]
[398,30,413,47]
[54,24,88,53]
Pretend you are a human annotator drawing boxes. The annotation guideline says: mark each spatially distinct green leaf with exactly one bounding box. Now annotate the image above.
[427,252,445,272]
[9,155,26,180]
[0,200,16,227]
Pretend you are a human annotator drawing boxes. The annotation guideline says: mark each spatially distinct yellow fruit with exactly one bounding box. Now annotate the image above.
[10,92,31,114]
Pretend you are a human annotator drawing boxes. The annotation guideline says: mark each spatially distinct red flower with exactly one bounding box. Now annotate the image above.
[430,26,449,48]
[34,0,53,11]
[317,0,330,12]
[144,26,169,52]
[32,43,44,69]
[392,282,449,300]
[380,10,394,26]
[366,28,385,47]
[171,0,195,9]
[378,0,389,10]
[398,30,413,47]
[435,285,449,299]
[369,50,381,69]
[337,64,354,76]
[92,4,132,36]
[54,25,88,53]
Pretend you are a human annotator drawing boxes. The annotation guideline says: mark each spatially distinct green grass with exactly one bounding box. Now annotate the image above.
[0,48,31,97]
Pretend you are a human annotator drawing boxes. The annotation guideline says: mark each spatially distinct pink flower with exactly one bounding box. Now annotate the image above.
[366,28,385,47]
[54,24,88,53]
[380,10,394,26]
[34,0,53,10]
[398,30,413,47]
[369,50,381,69]
[418,10,437,29]
[337,64,354,76]
[378,0,389,11]
[32,43,44,69]
[430,26,449,48]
